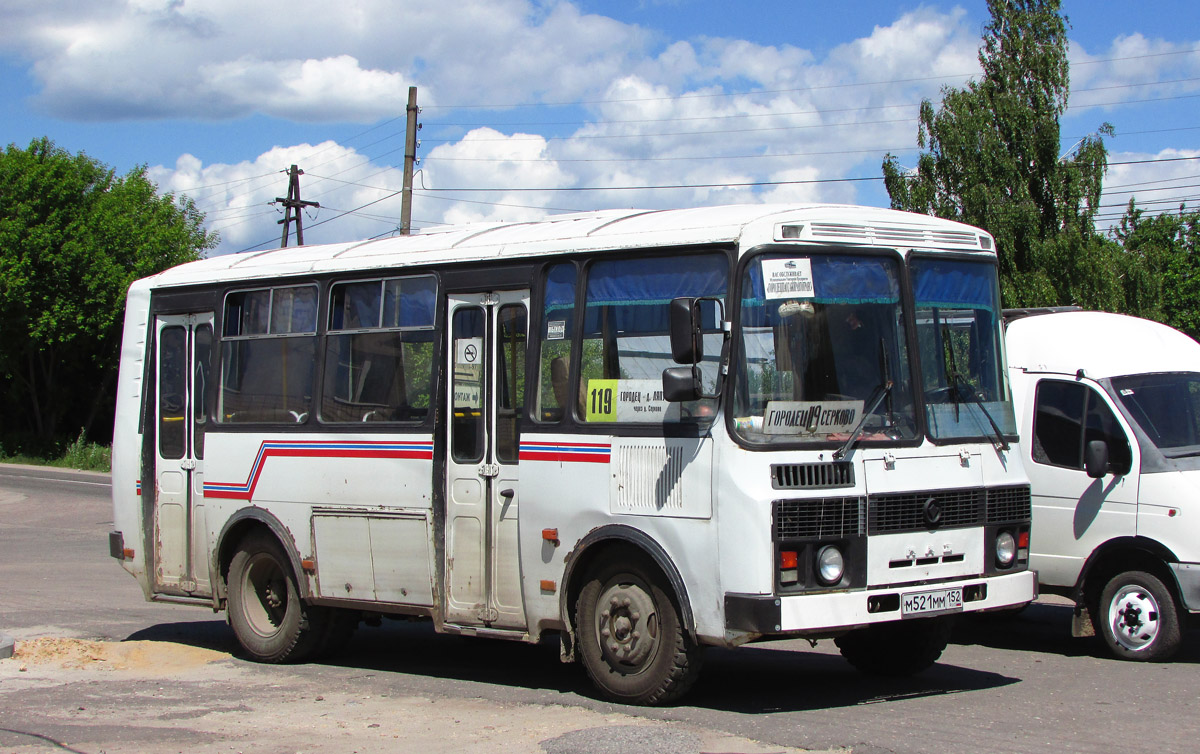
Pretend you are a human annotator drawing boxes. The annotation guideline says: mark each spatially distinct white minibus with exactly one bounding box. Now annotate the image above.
[1006,308,1200,660]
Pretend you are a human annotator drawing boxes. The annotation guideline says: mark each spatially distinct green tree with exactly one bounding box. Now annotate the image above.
[882,0,1115,308]
[1115,201,1200,335]
[0,137,217,450]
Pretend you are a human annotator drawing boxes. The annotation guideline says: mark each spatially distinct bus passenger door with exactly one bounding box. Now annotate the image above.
[444,291,529,629]
[153,313,214,597]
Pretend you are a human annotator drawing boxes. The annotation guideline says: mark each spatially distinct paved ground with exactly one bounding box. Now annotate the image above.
[3,463,1200,753]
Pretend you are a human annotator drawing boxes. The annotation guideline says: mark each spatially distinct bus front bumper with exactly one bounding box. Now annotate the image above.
[725,569,1036,635]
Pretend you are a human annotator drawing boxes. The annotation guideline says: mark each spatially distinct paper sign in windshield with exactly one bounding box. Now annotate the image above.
[763,400,863,435]
[762,258,815,299]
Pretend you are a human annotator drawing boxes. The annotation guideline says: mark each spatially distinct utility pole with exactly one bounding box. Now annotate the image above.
[277,164,319,247]
[400,86,420,235]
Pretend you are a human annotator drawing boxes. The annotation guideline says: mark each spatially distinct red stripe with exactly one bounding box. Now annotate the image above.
[519,451,611,464]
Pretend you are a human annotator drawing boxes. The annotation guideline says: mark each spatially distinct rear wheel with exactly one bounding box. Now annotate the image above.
[227,533,325,663]
[836,616,954,676]
[1093,570,1181,661]
[575,552,703,705]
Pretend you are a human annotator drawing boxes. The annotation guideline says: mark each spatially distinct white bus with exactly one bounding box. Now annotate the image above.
[110,204,1035,705]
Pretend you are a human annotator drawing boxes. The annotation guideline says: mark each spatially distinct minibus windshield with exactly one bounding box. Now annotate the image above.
[1112,372,1200,456]
[732,253,918,445]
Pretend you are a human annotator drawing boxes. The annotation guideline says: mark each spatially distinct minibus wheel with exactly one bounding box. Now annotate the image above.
[228,533,326,663]
[1094,570,1182,661]
[575,550,703,705]
[835,616,953,676]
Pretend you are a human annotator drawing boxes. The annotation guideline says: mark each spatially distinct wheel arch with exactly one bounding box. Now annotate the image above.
[1074,536,1181,606]
[214,508,309,603]
[560,525,697,653]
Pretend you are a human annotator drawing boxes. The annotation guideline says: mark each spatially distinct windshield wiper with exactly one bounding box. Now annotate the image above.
[948,373,1010,451]
[833,379,894,460]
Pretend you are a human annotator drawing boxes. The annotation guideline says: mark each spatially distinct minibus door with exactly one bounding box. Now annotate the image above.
[444,291,529,629]
[152,313,214,597]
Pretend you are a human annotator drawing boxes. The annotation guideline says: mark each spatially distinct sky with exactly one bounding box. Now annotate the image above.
[2,0,1198,256]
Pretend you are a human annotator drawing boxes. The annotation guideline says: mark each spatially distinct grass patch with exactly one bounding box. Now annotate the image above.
[0,430,112,472]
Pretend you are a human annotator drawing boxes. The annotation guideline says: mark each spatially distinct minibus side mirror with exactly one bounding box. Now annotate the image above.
[669,297,701,364]
[1084,440,1109,479]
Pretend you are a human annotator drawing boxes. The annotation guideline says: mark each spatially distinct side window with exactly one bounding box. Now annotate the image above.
[496,304,527,463]
[534,263,577,423]
[1032,380,1132,474]
[579,252,728,424]
[321,275,437,423]
[219,284,318,423]
[1085,389,1133,475]
[159,326,187,459]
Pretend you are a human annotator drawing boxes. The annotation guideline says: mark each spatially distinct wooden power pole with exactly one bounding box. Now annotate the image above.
[400,86,420,235]
[277,164,319,247]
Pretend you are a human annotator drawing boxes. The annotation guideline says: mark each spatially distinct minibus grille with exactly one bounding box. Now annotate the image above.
[773,497,866,540]
[771,462,855,490]
[867,488,984,534]
[986,485,1032,523]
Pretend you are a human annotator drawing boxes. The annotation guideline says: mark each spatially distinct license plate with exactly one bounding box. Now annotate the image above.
[901,587,963,617]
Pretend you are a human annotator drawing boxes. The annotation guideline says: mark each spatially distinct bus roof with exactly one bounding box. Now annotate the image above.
[143,203,996,290]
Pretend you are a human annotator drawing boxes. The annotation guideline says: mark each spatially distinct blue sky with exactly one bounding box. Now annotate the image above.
[2,0,1197,254]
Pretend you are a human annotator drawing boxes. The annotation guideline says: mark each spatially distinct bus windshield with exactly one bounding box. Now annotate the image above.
[733,253,918,444]
[911,257,1016,443]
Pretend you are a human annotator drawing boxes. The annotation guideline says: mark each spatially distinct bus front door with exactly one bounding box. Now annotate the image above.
[152,313,214,597]
[444,291,529,629]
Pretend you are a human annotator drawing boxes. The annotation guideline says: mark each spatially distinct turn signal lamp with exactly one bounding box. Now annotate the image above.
[779,550,799,585]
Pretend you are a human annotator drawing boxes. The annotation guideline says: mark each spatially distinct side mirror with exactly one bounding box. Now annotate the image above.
[1084,440,1109,479]
[662,366,701,402]
[669,297,700,364]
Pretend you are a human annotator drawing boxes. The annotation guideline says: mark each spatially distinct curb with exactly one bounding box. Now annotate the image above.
[0,633,13,660]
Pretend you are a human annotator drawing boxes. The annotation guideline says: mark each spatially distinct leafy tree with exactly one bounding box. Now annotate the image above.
[0,137,217,450]
[1115,201,1200,335]
[882,0,1115,308]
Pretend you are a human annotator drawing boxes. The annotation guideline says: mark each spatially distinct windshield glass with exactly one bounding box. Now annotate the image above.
[733,253,918,445]
[1112,372,1200,456]
[911,257,1016,442]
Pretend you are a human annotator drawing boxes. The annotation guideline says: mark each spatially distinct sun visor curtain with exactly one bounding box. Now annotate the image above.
[912,259,997,310]
[742,254,901,317]
[577,253,729,334]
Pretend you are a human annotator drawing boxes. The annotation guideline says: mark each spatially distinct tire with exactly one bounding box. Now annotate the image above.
[1093,570,1182,662]
[835,616,954,676]
[227,533,325,663]
[575,551,704,705]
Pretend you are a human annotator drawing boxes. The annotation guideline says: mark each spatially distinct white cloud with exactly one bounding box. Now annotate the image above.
[1101,148,1200,230]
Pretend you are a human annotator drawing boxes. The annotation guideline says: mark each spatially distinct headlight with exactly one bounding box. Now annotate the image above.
[995,531,1016,568]
[816,545,844,585]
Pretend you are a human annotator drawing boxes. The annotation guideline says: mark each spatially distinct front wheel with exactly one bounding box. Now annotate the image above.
[1093,570,1181,661]
[835,616,954,676]
[227,533,325,663]
[575,552,703,705]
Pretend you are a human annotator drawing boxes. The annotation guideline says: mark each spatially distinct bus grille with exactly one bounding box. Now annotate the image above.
[773,485,1032,541]
[771,462,854,490]
[868,488,984,534]
[773,497,866,540]
[986,485,1032,522]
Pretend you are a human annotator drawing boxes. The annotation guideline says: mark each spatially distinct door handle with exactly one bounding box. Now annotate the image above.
[500,488,515,499]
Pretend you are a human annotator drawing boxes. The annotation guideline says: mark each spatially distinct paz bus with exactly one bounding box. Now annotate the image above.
[110,204,1035,705]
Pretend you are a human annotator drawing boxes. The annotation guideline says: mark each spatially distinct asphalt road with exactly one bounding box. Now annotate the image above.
[2,463,1200,753]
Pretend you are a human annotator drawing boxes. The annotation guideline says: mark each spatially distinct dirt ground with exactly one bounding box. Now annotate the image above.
[1,637,831,754]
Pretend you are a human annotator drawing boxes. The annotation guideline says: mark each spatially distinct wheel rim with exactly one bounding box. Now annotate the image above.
[594,578,660,674]
[240,552,289,638]
[1107,583,1161,652]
